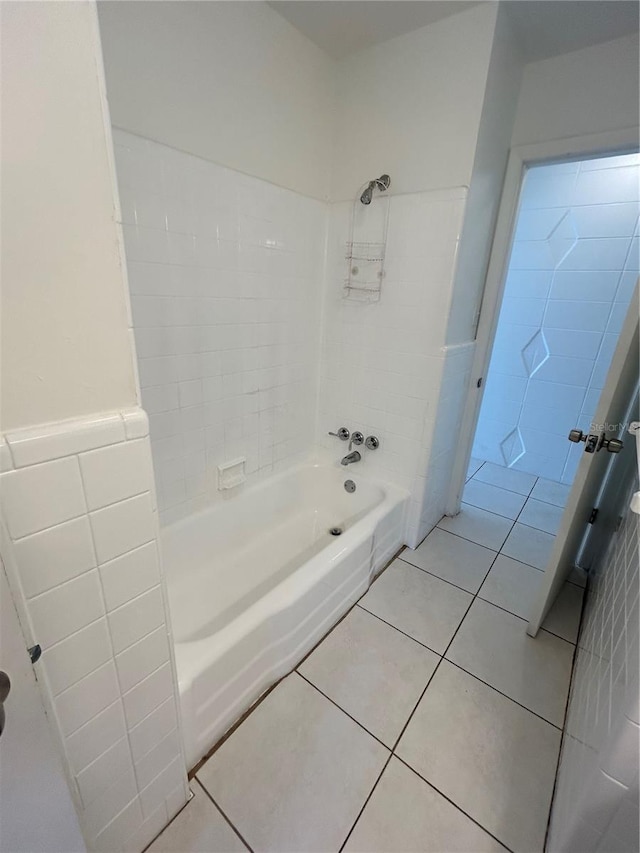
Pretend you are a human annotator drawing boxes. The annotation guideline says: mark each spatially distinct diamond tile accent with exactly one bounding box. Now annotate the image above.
[521,328,550,377]
[499,427,525,467]
[548,211,578,267]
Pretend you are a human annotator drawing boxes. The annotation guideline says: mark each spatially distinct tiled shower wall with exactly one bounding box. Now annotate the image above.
[0,411,188,851]
[474,153,639,483]
[317,189,470,547]
[549,473,639,852]
[113,130,326,524]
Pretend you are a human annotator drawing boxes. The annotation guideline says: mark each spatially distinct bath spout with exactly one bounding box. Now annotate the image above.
[341,450,361,466]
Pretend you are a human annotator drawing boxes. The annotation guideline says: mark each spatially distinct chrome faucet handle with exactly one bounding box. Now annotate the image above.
[329,427,350,441]
[365,435,379,450]
[349,431,364,450]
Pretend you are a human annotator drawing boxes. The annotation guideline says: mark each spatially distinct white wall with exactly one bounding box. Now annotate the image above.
[0,0,138,433]
[98,1,337,201]
[331,2,499,201]
[446,5,524,346]
[113,130,326,524]
[512,34,640,147]
[474,154,639,482]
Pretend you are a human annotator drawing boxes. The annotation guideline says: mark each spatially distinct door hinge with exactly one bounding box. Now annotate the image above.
[588,507,599,525]
[27,644,41,664]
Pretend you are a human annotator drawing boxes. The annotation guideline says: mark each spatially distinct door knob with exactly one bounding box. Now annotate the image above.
[568,429,624,453]
[0,670,11,738]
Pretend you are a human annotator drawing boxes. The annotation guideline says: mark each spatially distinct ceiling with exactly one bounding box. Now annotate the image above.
[268,1,639,62]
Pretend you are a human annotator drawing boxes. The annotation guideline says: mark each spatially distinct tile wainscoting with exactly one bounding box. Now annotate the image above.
[0,409,188,852]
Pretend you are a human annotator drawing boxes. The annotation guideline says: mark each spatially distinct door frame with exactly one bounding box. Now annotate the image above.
[446,125,640,515]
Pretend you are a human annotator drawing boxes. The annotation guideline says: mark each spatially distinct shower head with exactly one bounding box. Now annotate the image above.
[359,174,391,205]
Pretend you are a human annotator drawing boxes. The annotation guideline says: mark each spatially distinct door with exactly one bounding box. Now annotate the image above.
[527,285,639,636]
[0,556,85,852]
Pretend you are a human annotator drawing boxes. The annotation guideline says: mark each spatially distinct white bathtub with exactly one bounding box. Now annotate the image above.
[161,462,408,768]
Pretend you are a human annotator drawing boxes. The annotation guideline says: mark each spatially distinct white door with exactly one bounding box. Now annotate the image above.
[0,557,85,852]
[527,288,639,636]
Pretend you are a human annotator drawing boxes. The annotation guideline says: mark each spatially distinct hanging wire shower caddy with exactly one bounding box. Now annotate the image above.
[343,178,390,302]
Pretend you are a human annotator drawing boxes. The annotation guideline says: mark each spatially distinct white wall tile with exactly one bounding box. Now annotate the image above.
[134,728,181,790]
[45,618,113,696]
[82,767,138,841]
[5,414,125,468]
[13,515,96,598]
[90,492,155,563]
[77,736,134,807]
[29,570,104,650]
[115,133,324,524]
[80,439,153,510]
[55,661,121,737]
[123,662,175,729]
[116,626,170,693]
[66,701,128,775]
[549,477,639,849]
[99,541,161,612]
[0,411,187,848]
[108,583,165,656]
[138,756,184,821]
[1,456,86,539]
[129,697,178,764]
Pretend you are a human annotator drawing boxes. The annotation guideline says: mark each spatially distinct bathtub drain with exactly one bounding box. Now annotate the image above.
[329,527,343,536]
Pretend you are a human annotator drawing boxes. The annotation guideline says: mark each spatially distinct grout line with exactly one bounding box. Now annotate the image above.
[474,593,579,646]
[396,554,489,597]
[338,752,394,853]
[434,518,516,553]
[542,574,591,851]
[195,779,255,852]
[140,787,195,853]
[442,659,564,731]
[296,672,391,752]
[355,604,449,657]
[393,756,516,853]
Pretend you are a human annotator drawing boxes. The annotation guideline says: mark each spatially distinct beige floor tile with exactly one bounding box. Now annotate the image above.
[396,662,561,853]
[542,582,584,643]
[530,478,571,507]
[196,673,388,852]
[519,498,564,535]
[479,553,543,620]
[359,558,472,653]
[502,522,555,570]
[344,757,507,853]
[463,479,527,520]
[402,528,497,593]
[466,457,485,480]
[299,606,438,746]
[438,503,513,551]
[446,599,574,726]
[147,783,247,853]
[474,462,537,496]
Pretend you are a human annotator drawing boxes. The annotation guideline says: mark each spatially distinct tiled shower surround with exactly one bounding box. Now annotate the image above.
[318,191,474,546]
[474,153,639,483]
[113,130,325,524]
[114,130,472,545]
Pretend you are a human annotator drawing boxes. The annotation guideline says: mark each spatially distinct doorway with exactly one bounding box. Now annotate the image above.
[457,150,638,570]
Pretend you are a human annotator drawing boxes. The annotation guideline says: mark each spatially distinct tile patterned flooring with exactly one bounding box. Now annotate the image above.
[149,460,585,853]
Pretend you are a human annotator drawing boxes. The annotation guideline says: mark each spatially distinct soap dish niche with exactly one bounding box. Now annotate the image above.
[218,458,246,490]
